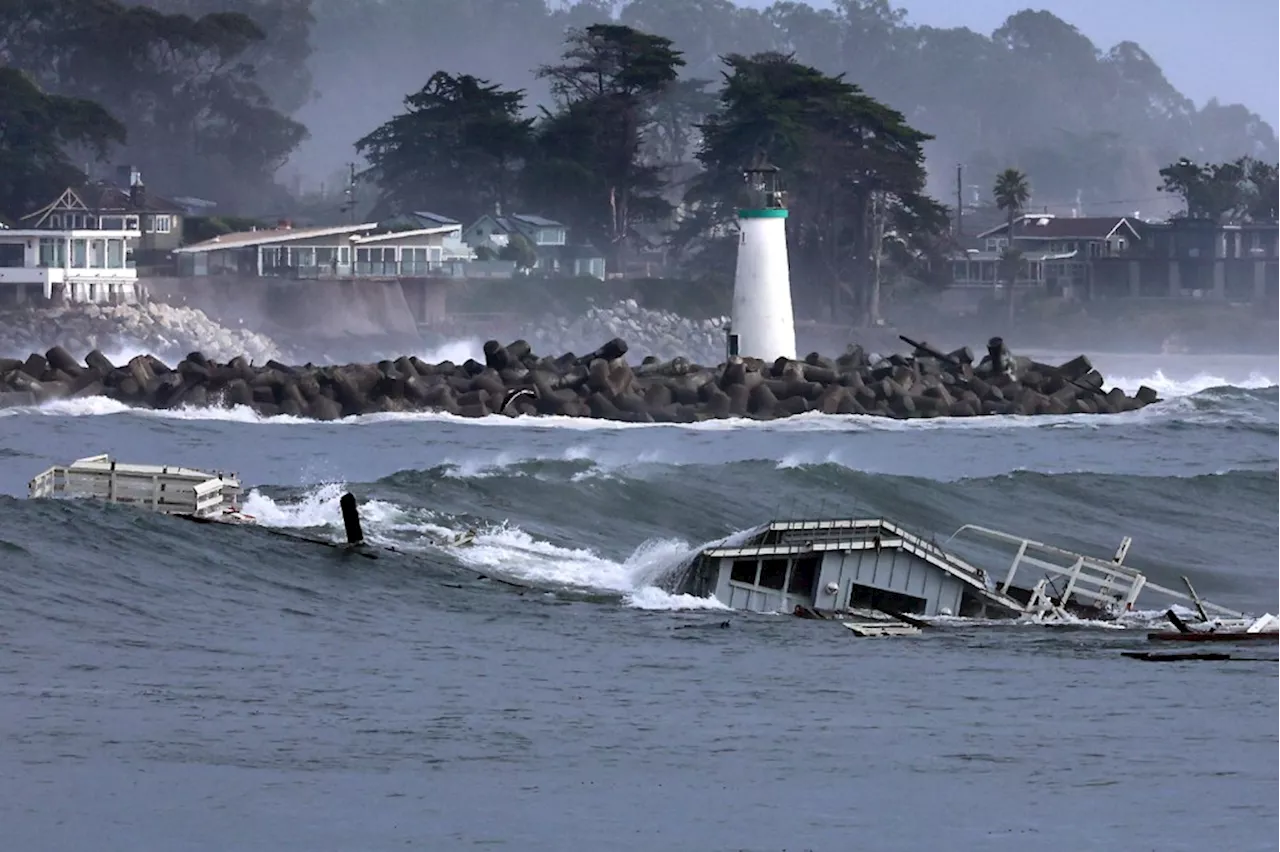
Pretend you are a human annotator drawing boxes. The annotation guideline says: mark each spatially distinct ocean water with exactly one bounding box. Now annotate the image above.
[0,352,1276,851]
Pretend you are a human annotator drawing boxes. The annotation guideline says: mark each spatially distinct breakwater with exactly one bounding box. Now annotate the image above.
[0,336,1159,421]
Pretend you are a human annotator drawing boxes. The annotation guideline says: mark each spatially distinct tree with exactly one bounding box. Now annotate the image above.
[992,167,1030,323]
[687,51,947,324]
[356,72,534,223]
[1158,156,1279,222]
[0,68,126,220]
[498,233,538,270]
[0,0,308,211]
[525,24,686,270]
[120,0,317,115]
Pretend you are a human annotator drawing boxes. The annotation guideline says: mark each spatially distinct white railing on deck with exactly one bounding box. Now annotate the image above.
[28,454,242,518]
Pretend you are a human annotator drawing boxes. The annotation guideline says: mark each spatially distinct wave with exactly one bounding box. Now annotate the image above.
[1104,369,1276,397]
[3,461,1273,623]
[239,483,729,611]
[233,462,1278,614]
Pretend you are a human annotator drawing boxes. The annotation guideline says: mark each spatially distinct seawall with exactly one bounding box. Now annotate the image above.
[141,275,440,360]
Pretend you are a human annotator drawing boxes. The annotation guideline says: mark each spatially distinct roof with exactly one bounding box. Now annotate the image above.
[353,225,462,244]
[22,183,186,221]
[952,249,1079,262]
[509,214,564,228]
[411,211,460,226]
[173,222,380,253]
[170,196,218,213]
[977,215,1140,241]
[468,213,566,235]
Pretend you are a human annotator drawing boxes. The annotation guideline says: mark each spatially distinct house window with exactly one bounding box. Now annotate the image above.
[49,214,62,229]
[100,216,125,230]
[294,247,316,268]
[0,243,24,267]
[787,557,820,596]
[402,246,431,273]
[89,239,106,268]
[84,216,97,229]
[758,558,788,590]
[729,559,758,584]
[107,239,124,269]
[125,216,139,230]
[355,246,396,273]
[71,239,87,267]
[38,238,65,268]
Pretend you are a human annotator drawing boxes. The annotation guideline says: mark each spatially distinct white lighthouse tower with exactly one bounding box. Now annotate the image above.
[728,162,796,362]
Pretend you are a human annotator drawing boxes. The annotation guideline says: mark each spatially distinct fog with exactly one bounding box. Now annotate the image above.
[280,0,1280,206]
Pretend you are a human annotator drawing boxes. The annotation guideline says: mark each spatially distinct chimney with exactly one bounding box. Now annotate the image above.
[116,165,141,187]
[130,180,146,210]
[277,219,292,230]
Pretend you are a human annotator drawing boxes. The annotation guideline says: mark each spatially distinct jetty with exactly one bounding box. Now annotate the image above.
[0,333,1161,423]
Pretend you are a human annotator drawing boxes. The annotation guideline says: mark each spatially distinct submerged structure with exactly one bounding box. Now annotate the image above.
[29,453,247,520]
[728,162,796,362]
[682,516,1246,633]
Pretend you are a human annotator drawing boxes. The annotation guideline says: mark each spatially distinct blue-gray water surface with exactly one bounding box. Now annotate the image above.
[0,353,1276,851]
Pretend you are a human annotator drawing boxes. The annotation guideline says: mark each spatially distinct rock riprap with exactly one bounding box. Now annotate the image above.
[0,336,1160,422]
[0,303,282,366]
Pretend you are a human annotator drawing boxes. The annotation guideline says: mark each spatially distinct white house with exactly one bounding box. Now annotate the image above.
[0,223,141,305]
[173,221,474,278]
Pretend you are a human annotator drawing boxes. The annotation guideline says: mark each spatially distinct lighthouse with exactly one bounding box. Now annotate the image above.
[728,162,796,362]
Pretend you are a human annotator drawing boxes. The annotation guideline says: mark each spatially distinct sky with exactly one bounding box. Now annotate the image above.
[739,0,1280,128]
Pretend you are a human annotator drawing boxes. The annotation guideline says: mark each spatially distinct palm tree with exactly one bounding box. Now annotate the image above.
[993,168,1030,323]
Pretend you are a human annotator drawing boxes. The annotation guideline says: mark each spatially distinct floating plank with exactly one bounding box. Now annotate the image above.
[1122,651,1233,662]
[1147,630,1280,643]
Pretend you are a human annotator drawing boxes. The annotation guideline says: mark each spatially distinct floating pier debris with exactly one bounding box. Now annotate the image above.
[28,453,249,521]
[683,516,1248,634]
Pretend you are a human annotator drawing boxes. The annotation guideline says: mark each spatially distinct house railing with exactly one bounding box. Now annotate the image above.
[261,261,451,279]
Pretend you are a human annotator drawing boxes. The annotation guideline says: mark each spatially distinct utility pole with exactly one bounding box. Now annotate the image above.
[339,162,357,224]
[955,163,964,236]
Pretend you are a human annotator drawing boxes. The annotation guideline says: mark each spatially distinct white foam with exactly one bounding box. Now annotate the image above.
[416,338,483,366]
[1104,369,1275,397]
[239,485,727,611]
[239,482,413,535]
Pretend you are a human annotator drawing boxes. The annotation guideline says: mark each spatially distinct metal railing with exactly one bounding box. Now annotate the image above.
[28,454,242,518]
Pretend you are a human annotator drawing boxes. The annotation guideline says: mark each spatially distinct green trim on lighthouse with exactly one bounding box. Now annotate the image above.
[737,208,789,219]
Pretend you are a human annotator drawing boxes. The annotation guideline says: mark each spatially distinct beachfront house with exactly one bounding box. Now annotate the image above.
[174,221,457,278]
[950,214,1143,300]
[1089,217,1279,303]
[19,167,188,266]
[0,219,141,306]
[463,212,606,279]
